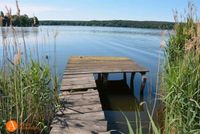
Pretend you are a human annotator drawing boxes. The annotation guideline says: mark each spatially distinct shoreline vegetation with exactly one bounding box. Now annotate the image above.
[0,0,39,27]
[0,27,59,133]
[125,2,200,134]
[0,2,58,132]
[0,11,39,27]
[40,20,175,29]
[160,5,200,133]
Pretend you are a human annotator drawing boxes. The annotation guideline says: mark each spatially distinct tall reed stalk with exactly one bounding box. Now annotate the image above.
[0,27,59,133]
[161,2,200,133]
[123,2,200,134]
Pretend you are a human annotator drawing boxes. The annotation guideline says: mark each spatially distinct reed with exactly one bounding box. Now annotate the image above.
[123,2,200,134]
[0,27,59,133]
[161,2,200,133]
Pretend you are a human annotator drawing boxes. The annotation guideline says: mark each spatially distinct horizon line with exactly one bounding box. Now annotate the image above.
[39,19,175,23]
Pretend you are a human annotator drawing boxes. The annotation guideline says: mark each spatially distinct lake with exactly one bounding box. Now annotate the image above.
[0,26,166,133]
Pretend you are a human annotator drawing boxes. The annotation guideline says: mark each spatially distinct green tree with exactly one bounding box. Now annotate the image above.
[12,15,20,26]
[19,14,31,26]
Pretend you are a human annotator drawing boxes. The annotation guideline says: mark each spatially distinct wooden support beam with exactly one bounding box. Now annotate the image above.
[98,73,102,81]
[130,73,135,94]
[102,73,109,85]
[123,72,127,83]
[140,73,147,95]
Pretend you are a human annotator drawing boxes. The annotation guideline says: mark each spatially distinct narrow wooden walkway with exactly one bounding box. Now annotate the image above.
[50,56,148,134]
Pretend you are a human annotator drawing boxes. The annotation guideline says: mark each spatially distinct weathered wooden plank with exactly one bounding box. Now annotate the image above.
[66,64,146,69]
[60,90,101,106]
[61,84,96,91]
[50,120,108,134]
[51,120,107,130]
[60,111,105,121]
[63,73,94,77]
[62,77,95,83]
[56,103,102,115]
[63,75,94,81]
[69,56,129,61]
[63,74,94,79]
[60,90,99,97]
[50,127,91,134]
[60,89,98,96]
[67,60,136,64]
[61,73,96,91]
[66,61,135,66]
[65,67,147,72]
[60,91,99,100]
[61,82,95,87]
[64,70,147,75]
[65,69,147,73]
[62,79,95,85]
[61,96,101,107]
[66,62,143,67]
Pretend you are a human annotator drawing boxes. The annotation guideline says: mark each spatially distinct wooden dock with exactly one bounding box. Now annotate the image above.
[50,56,148,134]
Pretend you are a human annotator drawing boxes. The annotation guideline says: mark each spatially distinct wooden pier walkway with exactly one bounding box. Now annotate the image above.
[50,56,148,134]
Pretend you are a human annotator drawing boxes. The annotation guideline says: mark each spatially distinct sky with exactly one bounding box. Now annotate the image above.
[0,0,200,22]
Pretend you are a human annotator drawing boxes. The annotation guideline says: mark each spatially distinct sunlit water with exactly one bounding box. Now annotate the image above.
[0,26,168,133]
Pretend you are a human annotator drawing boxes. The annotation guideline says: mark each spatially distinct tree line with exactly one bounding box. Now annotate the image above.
[40,20,175,29]
[0,11,39,27]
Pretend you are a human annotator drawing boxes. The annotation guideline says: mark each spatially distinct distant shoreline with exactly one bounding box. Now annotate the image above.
[39,20,175,29]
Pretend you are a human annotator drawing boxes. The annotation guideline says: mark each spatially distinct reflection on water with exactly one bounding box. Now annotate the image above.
[0,27,39,38]
[0,26,167,133]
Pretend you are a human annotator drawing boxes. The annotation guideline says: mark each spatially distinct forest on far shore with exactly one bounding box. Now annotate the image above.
[0,11,39,27]
[0,0,39,27]
[40,20,175,29]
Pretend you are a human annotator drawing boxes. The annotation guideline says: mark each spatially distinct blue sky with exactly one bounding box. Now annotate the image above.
[0,0,200,22]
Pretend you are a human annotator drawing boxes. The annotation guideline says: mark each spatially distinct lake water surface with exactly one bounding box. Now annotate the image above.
[0,26,166,133]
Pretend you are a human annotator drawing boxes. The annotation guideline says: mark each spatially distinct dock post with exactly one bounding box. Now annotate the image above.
[98,73,102,81]
[140,73,147,95]
[102,73,109,85]
[123,72,127,83]
[130,72,135,94]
